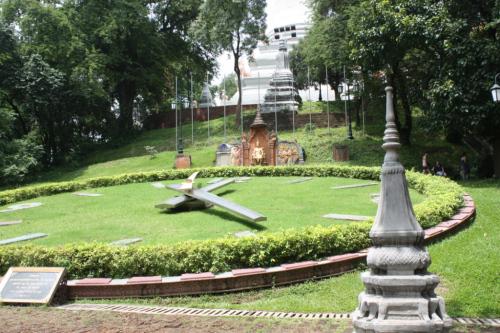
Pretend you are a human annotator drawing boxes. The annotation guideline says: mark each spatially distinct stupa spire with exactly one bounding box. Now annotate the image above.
[352,86,452,333]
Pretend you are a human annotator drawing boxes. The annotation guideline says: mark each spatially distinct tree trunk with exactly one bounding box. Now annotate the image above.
[394,68,412,145]
[7,99,29,135]
[354,98,361,125]
[117,80,136,135]
[331,73,342,101]
[494,137,500,178]
[318,83,322,101]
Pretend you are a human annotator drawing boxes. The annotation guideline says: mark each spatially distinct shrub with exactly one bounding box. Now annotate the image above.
[0,223,372,279]
[0,165,464,278]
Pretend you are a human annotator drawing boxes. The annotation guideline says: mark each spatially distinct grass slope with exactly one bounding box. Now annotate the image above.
[22,105,471,186]
[81,180,499,318]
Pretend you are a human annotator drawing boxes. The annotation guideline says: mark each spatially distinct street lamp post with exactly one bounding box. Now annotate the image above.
[171,100,177,153]
[179,98,189,154]
[307,66,312,134]
[491,73,500,103]
[326,65,330,134]
[174,76,178,152]
[190,72,194,144]
[206,72,210,143]
[223,75,227,142]
[173,80,192,169]
[346,81,354,140]
[339,81,354,140]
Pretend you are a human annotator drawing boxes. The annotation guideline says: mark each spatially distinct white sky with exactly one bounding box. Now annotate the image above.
[214,0,310,84]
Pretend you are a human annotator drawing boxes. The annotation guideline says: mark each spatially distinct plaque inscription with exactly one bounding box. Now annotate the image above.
[0,267,66,304]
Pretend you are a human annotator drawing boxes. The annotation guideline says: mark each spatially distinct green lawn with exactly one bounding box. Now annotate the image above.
[1,103,495,319]
[80,180,500,319]
[0,177,425,246]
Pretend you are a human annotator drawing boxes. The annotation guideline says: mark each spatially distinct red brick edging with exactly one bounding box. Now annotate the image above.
[63,194,476,299]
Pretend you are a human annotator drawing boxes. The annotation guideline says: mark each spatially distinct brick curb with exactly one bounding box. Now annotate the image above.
[63,194,476,299]
[58,303,499,327]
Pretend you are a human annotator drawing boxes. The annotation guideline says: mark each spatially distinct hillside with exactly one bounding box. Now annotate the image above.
[20,103,472,187]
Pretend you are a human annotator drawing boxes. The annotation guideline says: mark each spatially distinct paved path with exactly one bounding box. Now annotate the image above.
[59,303,500,328]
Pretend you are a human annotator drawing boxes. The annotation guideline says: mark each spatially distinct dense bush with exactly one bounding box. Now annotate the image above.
[0,165,463,278]
[0,223,372,279]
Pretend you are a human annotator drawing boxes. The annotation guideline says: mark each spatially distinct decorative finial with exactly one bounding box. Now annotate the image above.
[251,104,266,128]
[382,86,401,164]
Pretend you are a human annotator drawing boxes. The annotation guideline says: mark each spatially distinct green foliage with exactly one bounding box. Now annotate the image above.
[216,73,238,101]
[302,0,499,153]
[0,0,213,178]
[0,165,463,278]
[191,0,266,117]
[143,146,158,159]
[406,172,463,228]
[0,134,43,184]
[0,223,371,279]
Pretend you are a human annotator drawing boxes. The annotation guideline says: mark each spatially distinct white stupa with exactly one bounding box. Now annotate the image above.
[228,23,310,106]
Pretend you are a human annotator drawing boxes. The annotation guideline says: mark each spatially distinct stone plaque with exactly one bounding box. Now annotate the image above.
[0,267,66,304]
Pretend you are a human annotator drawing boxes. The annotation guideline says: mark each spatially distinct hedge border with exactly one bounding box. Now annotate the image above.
[63,195,475,299]
[0,165,464,279]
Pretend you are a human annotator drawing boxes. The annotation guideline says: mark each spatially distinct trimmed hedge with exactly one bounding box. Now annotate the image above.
[0,165,379,206]
[0,223,371,279]
[0,165,464,279]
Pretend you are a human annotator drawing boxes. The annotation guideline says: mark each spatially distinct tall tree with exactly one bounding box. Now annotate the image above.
[347,0,452,145]
[291,0,352,98]
[424,0,500,176]
[192,0,266,126]
[0,24,43,185]
[1,0,110,164]
[65,0,167,134]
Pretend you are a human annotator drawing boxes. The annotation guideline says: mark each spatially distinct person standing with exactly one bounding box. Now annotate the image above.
[460,152,470,180]
[422,152,430,174]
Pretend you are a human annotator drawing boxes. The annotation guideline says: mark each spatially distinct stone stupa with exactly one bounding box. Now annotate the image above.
[352,87,452,333]
[262,40,299,113]
[199,82,215,108]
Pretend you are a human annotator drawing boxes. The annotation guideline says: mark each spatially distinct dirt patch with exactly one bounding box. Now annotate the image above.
[0,306,497,333]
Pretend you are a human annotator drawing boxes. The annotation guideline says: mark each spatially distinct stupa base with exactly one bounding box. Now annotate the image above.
[353,273,452,333]
[353,317,451,333]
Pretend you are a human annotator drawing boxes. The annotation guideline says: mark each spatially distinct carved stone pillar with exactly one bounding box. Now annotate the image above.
[352,87,452,333]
